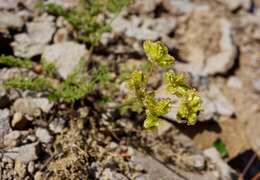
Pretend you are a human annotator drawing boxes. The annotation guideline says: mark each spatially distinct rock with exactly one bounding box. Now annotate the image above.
[202,19,237,75]
[0,0,19,9]
[157,120,172,136]
[132,150,217,180]
[0,87,11,108]
[132,151,186,180]
[0,68,30,81]
[252,78,260,93]
[130,0,160,13]
[163,0,194,14]
[11,112,27,129]
[11,15,55,58]
[190,154,206,170]
[4,130,21,147]
[208,84,235,116]
[0,11,24,30]
[175,7,237,76]
[101,168,128,180]
[14,161,27,178]
[216,0,251,11]
[34,171,44,180]
[27,161,35,174]
[46,0,80,9]
[112,15,176,42]
[49,118,65,134]
[12,98,54,117]
[20,0,42,10]
[35,128,53,143]
[42,42,87,79]
[0,109,11,144]
[3,142,40,163]
[227,76,243,89]
[204,147,235,180]
[53,28,69,43]
[198,94,217,121]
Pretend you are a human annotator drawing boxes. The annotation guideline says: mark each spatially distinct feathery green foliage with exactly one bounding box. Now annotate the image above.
[0,55,33,68]
[41,59,57,77]
[127,40,202,129]
[5,57,109,103]
[39,0,132,46]
[5,76,53,92]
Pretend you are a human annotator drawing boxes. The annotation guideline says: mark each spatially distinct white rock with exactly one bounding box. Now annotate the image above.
[203,19,237,75]
[11,15,56,58]
[0,11,24,29]
[12,98,54,117]
[204,147,234,180]
[35,128,53,143]
[163,0,194,14]
[3,143,40,163]
[227,76,243,89]
[42,42,87,79]
[0,109,11,144]
[216,0,251,11]
[0,0,19,9]
[4,130,21,147]
[208,84,235,117]
[49,118,65,133]
[46,0,80,9]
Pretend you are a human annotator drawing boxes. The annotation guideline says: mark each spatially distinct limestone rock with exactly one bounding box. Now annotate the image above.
[0,109,11,145]
[12,98,54,117]
[42,42,87,79]
[11,15,55,58]
[3,142,40,163]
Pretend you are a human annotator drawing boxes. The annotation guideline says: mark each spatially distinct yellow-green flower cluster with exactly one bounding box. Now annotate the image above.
[127,40,202,129]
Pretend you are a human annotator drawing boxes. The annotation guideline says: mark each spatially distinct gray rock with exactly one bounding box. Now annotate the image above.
[35,128,53,143]
[0,0,19,9]
[0,11,24,30]
[42,42,87,79]
[163,0,194,14]
[100,168,128,180]
[3,142,40,163]
[4,131,21,147]
[12,98,54,117]
[204,147,235,180]
[208,84,235,116]
[0,109,11,145]
[49,118,65,134]
[20,0,42,10]
[46,0,80,9]
[227,76,243,89]
[216,0,251,11]
[132,150,217,180]
[112,15,176,41]
[27,161,35,174]
[202,19,237,75]
[11,15,55,58]
[252,78,260,93]
[130,0,160,13]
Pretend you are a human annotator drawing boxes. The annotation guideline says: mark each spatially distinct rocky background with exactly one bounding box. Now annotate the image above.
[1,0,260,179]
